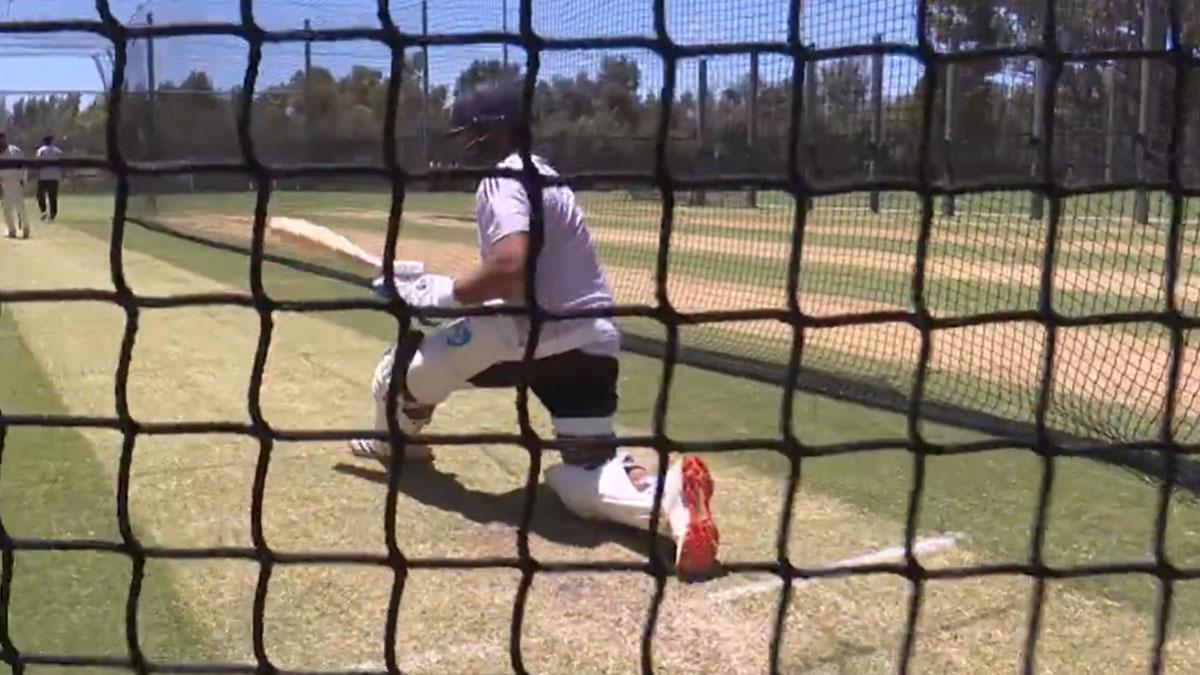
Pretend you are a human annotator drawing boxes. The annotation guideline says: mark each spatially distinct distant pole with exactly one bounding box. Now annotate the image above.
[144,12,159,203]
[91,54,110,91]
[421,0,430,165]
[303,18,313,163]
[942,37,957,217]
[1134,0,1165,225]
[694,59,710,207]
[146,11,157,153]
[797,0,805,43]
[502,0,509,68]
[303,19,312,86]
[747,51,760,208]
[1104,65,1117,183]
[869,34,883,213]
[1029,59,1047,220]
[802,50,817,212]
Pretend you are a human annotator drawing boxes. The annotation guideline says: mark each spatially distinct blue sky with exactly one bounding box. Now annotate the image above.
[0,0,921,103]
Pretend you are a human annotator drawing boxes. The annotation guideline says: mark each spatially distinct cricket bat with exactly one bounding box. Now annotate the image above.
[266,216,424,276]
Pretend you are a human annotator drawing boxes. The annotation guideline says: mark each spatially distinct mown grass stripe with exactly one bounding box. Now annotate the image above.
[55,198,1200,635]
[0,310,216,663]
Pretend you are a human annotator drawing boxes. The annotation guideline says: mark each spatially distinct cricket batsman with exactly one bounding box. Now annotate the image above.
[350,84,720,578]
[0,133,29,239]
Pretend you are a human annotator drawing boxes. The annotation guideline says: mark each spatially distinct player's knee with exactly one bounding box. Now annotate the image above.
[370,346,398,402]
[554,417,617,468]
[370,329,425,402]
[407,316,521,405]
[543,354,618,466]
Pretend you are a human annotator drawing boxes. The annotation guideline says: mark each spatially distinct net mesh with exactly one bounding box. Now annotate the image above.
[2,0,1200,671]
[109,0,1200,453]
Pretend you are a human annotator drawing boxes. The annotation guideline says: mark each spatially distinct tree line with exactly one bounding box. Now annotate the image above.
[3,0,1196,193]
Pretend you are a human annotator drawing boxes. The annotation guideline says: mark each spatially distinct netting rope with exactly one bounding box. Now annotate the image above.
[0,0,1198,673]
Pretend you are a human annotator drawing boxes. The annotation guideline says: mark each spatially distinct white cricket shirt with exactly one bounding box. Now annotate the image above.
[475,152,620,358]
[0,145,24,185]
[36,145,63,181]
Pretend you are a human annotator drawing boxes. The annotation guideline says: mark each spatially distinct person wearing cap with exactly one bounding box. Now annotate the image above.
[35,135,63,222]
[347,83,720,579]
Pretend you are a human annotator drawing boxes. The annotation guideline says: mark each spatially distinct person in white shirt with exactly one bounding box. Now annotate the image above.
[36,135,63,222]
[349,84,720,579]
[0,133,29,239]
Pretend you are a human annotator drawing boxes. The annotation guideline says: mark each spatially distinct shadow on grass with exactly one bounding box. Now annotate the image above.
[332,461,691,569]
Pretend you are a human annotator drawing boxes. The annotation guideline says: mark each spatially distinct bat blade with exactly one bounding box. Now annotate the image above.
[266,216,424,276]
[267,216,381,268]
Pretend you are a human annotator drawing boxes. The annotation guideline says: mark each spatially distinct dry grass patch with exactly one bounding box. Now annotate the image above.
[155,214,1193,451]
[9,226,1200,672]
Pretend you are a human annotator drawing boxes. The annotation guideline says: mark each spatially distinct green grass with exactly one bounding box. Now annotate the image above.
[65,192,1183,429]
[205,198,1151,321]
[63,191,1188,437]
[141,190,472,220]
[71,198,1192,445]
[0,310,215,664]
[52,192,1200,633]
[635,316,1193,442]
[111,191,1197,322]
[619,342,1200,629]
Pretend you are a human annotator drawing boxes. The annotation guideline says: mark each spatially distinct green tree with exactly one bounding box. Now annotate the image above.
[454,59,521,97]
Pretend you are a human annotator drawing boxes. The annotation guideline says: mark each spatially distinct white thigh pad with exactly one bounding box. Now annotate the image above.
[406,315,522,405]
[371,345,399,402]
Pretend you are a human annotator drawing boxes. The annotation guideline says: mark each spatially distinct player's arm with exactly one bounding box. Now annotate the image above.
[450,177,532,305]
[393,178,532,309]
[452,232,527,305]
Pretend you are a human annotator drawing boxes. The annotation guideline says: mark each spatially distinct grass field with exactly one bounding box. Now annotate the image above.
[134,187,1200,444]
[3,191,1200,672]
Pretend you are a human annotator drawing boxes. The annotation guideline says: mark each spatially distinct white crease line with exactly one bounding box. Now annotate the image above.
[708,533,961,603]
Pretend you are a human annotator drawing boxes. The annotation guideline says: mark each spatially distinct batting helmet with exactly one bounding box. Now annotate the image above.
[446,83,530,161]
[447,83,525,136]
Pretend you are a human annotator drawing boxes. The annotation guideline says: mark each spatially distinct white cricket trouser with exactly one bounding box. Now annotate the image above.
[367,315,665,533]
[2,182,29,236]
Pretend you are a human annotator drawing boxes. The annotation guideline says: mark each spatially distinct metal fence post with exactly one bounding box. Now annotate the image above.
[869,34,883,213]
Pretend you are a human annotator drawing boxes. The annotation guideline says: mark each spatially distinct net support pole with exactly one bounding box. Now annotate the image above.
[942,38,957,217]
[146,12,159,206]
[1029,58,1046,220]
[747,50,759,209]
[91,53,110,91]
[303,18,313,170]
[694,58,709,207]
[1134,0,1165,225]
[1104,64,1117,184]
[869,33,883,214]
[802,50,817,212]
[421,0,431,166]
[146,12,157,153]
[502,0,509,68]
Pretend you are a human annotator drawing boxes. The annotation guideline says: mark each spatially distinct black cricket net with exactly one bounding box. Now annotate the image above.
[0,0,1198,673]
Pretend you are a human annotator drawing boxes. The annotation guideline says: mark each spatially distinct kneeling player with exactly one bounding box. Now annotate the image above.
[350,84,720,578]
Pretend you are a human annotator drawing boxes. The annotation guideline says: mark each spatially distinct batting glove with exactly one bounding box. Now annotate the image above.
[374,273,458,308]
[369,260,428,299]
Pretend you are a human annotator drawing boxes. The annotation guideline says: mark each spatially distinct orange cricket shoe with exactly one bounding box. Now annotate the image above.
[663,455,720,579]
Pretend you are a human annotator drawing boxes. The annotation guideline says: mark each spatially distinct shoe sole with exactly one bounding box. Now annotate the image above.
[675,456,719,579]
[348,440,434,464]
